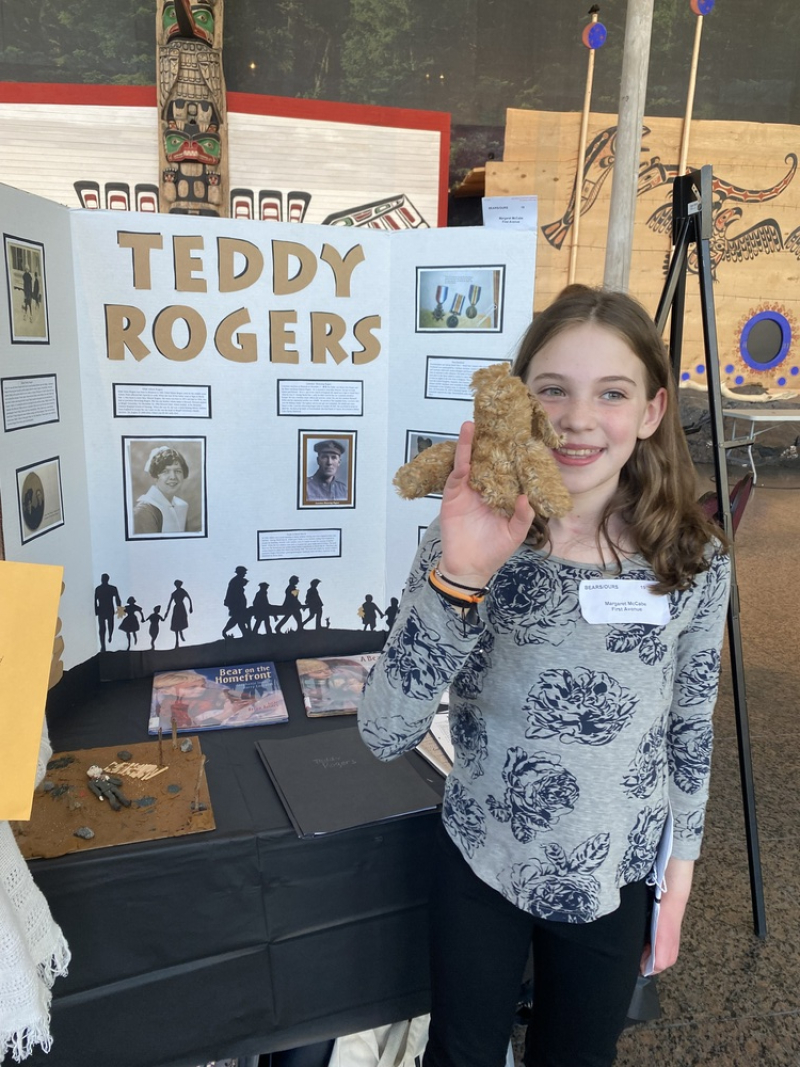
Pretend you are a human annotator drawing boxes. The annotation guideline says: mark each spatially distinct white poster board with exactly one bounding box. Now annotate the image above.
[0,183,536,668]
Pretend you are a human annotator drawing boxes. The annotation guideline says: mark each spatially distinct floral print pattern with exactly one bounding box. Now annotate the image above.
[488,556,590,646]
[452,631,494,700]
[668,715,713,795]
[443,778,486,857]
[622,720,667,799]
[677,649,721,706]
[450,703,488,780]
[406,534,442,594]
[674,809,704,842]
[486,747,579,843]
[383,607,463,700]
[501,835,610,922]
[606,623,667,665]
[525,668,638,746]
[617,803,668,882]
[686,551,730,633]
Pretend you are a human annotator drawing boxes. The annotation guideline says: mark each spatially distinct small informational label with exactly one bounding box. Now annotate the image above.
[578,579,670,626]
[258,528,342,560]
[113,383,211,419]
[481,195,538,231]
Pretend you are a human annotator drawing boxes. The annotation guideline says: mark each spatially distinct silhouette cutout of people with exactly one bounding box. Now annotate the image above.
[94,573,121,651]
[275,575,305,632]
[166,580,193,648]
[303,579,324,629]
[119,596,145,650]
[222,566,251,638]
[360,594,384,631]
[251,582,273,635]
[146,605,165,650]
[385,597,400,631]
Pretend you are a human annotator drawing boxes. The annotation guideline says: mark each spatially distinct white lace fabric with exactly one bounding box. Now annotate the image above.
[0,720,71,1062]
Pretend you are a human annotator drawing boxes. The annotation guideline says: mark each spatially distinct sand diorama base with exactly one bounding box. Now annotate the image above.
[11,737,215,859]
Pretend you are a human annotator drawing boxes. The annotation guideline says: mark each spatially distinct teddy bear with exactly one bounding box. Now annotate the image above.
[393,362,572,518]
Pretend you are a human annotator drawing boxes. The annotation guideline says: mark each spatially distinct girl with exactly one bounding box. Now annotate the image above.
[118,596,145,650]
[357,286,731,1067]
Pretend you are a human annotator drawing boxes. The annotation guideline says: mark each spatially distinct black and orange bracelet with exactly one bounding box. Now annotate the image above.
[428,568,486,635]
[428,568,486,604]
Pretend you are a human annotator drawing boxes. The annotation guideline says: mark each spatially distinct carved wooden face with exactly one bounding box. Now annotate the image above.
[162,0,216,47]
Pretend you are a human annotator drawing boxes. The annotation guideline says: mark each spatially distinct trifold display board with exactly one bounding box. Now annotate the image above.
[0,182,536,670]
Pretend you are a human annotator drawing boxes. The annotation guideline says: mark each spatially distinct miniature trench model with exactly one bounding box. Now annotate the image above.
[11,738,214,859]
[393,362,573,517]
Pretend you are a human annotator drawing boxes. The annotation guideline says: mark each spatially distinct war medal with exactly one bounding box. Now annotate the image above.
[433,284,448,321]
[447,293,465,328]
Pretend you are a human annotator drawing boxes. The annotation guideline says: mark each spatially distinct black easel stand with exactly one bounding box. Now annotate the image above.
[655,166,767,939]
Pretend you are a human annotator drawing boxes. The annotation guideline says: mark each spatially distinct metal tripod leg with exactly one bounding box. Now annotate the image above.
[659,168,767,939]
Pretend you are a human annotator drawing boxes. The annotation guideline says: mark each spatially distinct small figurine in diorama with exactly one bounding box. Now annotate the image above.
[119,596,146,650]
[359,594,384,631]
[250,581,274,635]
[166,579,193,648]
[86,765,131,811]
[303,578,324,629]
[146,604,165,650]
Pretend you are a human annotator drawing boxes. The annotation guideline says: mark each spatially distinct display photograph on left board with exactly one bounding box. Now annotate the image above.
[16,456,64,544]
[4,233,49,344]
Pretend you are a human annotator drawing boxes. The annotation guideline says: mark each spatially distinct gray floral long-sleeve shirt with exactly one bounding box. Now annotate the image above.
[358,520,731,923]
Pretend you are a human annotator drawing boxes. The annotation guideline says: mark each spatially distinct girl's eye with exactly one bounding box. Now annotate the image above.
[539,386,565,398]
[602,390,627,401]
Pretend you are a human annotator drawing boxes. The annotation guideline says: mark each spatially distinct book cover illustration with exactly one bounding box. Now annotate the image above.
[296,653,380,717]
[148,661,288,735]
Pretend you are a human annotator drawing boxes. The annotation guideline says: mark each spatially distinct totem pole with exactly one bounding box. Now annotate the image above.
[157,0,229,216]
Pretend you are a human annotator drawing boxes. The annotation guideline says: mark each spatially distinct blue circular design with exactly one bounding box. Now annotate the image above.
[724,364,734,373]
[735,375,744,385]
[740,310,792,371]
[681,371,690,381]
[583,22,608,49]
[792,366,799,376]
[691,0,715,14]
[696,365,706,375]
[778,377,787,386]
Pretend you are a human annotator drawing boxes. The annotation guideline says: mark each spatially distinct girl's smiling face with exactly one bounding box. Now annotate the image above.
[525,322,667,511]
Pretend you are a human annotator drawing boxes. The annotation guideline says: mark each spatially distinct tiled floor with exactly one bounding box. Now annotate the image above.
[513,467,800,1066]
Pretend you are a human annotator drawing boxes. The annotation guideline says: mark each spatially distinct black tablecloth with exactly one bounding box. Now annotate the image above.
[13,632,443,1067]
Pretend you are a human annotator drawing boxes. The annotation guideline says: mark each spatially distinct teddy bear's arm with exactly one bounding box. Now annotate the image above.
[528,395,564,449]
[393,440,458,499]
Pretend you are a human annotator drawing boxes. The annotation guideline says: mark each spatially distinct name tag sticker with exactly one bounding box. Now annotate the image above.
[579,579,670,626]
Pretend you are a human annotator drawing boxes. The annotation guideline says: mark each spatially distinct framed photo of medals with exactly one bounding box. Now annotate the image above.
[415,265,505,332]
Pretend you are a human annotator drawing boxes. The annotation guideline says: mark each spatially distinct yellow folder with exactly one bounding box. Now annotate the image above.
[0,560,64,820]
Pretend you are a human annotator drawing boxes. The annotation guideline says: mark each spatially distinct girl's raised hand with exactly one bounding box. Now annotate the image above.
[439,421,534,588]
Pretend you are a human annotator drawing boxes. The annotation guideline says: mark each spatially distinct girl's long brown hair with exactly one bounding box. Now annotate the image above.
[511,285,728,593]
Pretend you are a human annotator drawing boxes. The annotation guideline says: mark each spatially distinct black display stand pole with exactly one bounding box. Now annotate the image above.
[654,165,767,938]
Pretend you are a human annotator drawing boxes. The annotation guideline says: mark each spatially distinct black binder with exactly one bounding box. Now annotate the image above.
[256,725,442,837]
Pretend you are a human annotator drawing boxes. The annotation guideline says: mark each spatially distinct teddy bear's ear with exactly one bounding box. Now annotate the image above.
[469,362,510,393]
